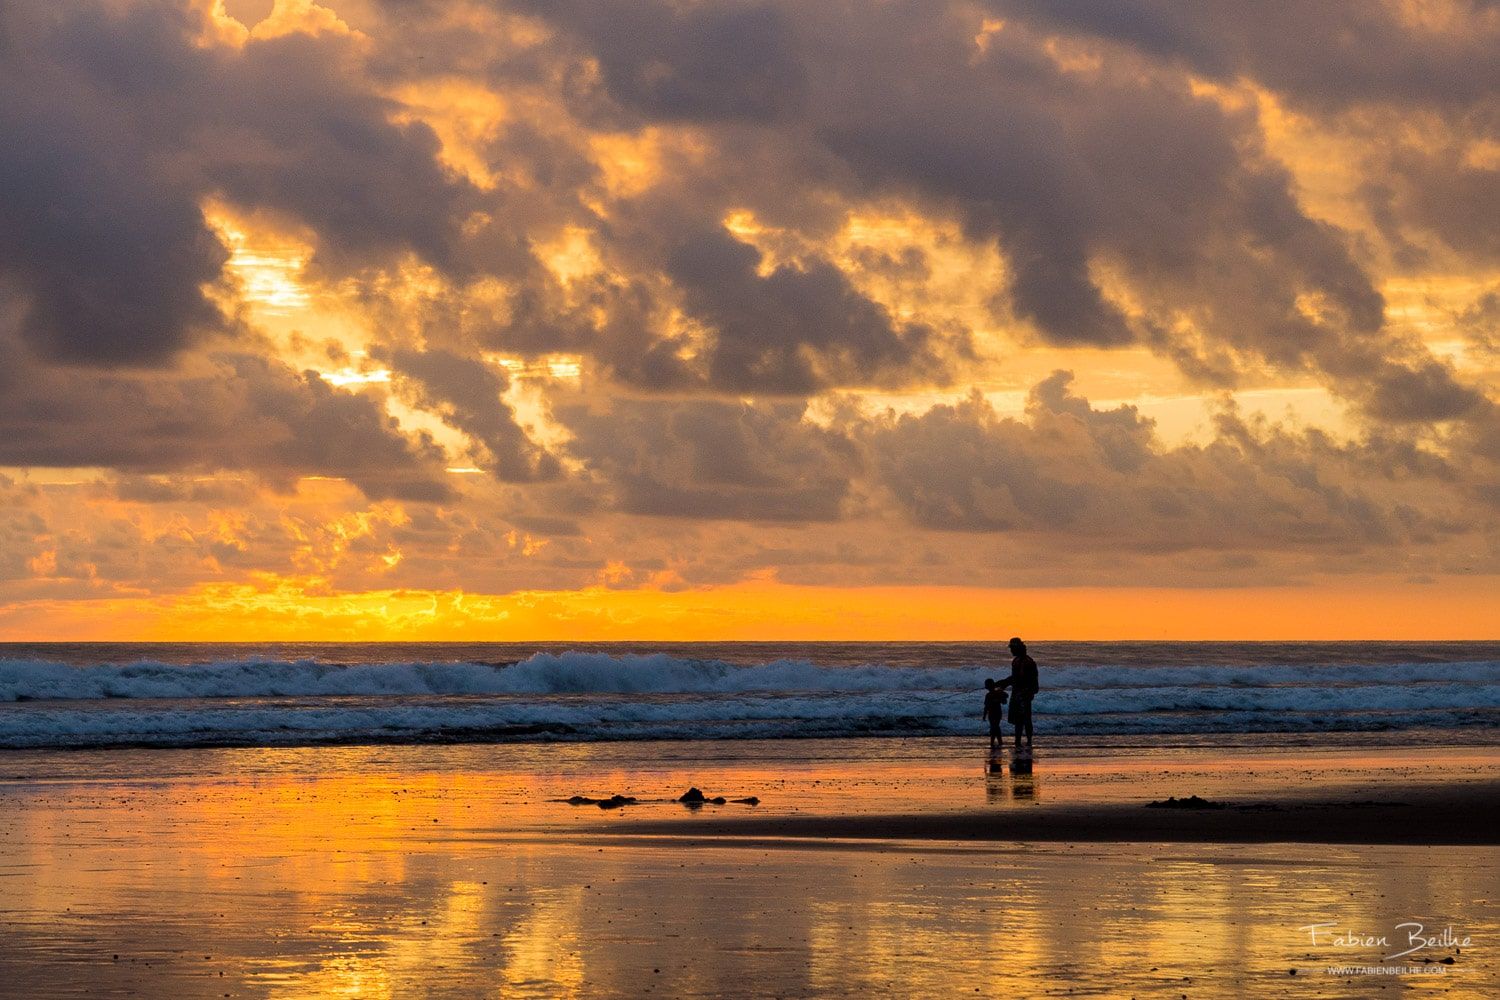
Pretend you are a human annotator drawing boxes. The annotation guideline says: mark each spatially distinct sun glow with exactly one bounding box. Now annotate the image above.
[2,576,1495,641]
[212,210,314,317]
[319,367,393,387]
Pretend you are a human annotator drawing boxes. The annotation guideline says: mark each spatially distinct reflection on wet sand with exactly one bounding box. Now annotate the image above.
[0,740,1496,997]
[986,751,1040,804]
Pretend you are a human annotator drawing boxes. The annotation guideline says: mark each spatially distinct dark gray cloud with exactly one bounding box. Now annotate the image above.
[523,4,1391,371]
[249,358,454,501]
[863,371,1470,552]
[0,0,475,365]
[560,397,859,521]
[983,0,1500,112]
[1348,355,1486,423]
[112,474,260,506]
[807,7,1390,374]
[0,328,453,501]
[200,31,478,275]
[1379,139,1500,265]
[533,1,807,124]
[665,228,957,393]
[1458,286,1500,358]
[502,0,1497,434]
[0,22,227,364]
[980,2,1500,273]
[468,269,700,392]
[2,0,1497,594]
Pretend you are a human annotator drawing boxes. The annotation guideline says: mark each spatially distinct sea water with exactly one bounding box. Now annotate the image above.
[1,641,1497,749]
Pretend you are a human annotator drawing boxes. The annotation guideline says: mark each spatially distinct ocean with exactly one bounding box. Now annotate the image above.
[2,640,1498,750]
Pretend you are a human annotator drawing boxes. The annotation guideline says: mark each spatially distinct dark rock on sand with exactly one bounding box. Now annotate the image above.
[566,794,638,808]
[678,787,707,803]
[732,797,760,806]
[1146,795,1226,810]
[597,795,637,809]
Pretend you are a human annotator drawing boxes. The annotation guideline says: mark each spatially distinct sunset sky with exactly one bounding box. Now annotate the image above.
[1,0,1497,639]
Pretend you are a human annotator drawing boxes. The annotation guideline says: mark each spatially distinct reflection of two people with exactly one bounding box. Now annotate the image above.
[982,637,1043,802]
[986,751,1038,803]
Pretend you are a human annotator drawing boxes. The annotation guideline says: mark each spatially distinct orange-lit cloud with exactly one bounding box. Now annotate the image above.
[1,0,1497,639]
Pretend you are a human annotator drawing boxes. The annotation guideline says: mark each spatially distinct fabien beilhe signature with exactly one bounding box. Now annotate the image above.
[1299,922,1472,961]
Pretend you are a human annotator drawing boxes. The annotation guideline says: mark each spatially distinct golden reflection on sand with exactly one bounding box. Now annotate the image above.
[0,742,1496,997]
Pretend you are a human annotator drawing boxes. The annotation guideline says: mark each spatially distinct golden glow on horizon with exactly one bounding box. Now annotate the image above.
[1,577,1495,641]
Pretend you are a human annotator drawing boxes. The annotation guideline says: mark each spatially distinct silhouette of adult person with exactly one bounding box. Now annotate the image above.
[997,637,1039,748]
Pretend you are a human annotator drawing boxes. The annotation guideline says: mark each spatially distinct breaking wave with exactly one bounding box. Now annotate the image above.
[0,650,1496,748]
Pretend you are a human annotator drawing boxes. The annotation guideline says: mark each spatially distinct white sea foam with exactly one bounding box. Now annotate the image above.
[4,652,1500,701]
[0,651,1496,748]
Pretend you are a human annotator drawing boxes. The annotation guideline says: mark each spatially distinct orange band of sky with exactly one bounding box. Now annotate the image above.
[1,579,1493,642]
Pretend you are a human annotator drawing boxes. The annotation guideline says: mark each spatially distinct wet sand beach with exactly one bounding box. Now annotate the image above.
[1,738,1497,997]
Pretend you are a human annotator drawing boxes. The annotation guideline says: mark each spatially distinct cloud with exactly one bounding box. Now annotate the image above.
[2,0,1498,609]
[664,227,959,392]
[0,0,476,364]
[0,12,228,364]
[559,397,859,521]
[0,330,453,501]
[112,474,260,506]
[983,2,1500,273]
[0,476,47,582]
[862,371,1474,553]
[198,29,477,274]
[386,348,560,481]
[986,0,1500,112]
[519,0,1448,404]
[1349,356,1486,423]
[1377,139,1500,266]
[548,0,1500,472]
[1458,286,1500,358]
[534,0,808,124]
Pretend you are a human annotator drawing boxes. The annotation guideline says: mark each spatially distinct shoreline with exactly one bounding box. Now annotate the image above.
[3,725,1497,755]
[597,781,1500,846]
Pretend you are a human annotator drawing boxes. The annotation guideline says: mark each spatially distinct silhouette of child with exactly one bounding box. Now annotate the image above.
[982,678,1008,749]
